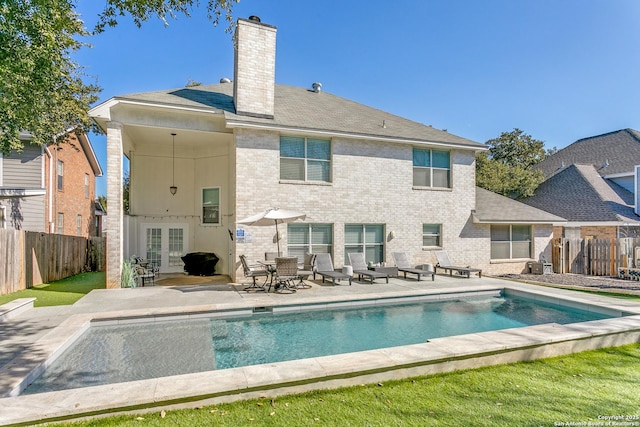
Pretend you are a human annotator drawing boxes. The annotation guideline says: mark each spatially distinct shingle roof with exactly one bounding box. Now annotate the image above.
[535,128,640,178]
[116,83,484,149]
[474,187,565,224]
[521,164,640,223]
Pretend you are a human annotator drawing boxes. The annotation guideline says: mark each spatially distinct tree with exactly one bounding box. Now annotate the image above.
[476,128,554,198]
[0,0,236,154]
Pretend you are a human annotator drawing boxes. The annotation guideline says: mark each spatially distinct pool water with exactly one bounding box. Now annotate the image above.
[23,294,613,394]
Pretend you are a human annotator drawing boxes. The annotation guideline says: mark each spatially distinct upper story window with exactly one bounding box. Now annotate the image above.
[280,136,331,182]
[413,148,450,188]
[57,160,64,190]
[84,174,89,198]
[76,215,82,236]
[202,187,220,225]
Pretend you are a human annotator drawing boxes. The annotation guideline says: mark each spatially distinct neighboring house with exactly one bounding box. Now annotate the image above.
[0,131,103,237]
[522,129,640,239]
[89,16,563,287]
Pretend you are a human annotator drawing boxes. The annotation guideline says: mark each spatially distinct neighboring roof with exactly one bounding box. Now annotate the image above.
[473,187,565,224]
[521,164,640,224]
[95,82,485,150]
[535,128,640,178]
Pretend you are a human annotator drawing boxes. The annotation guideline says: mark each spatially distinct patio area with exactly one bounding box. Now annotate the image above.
[1,274,640,426]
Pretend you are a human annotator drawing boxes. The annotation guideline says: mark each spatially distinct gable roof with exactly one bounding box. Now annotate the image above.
[521,163,640,224]
[535,128,640,178]
[473,187,565,224]
[100,82,484,150]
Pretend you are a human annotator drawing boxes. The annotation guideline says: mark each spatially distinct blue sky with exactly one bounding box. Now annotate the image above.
[73,0,640,196]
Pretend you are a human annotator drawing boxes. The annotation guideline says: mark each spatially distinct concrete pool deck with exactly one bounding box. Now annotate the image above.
[1,275,640,426]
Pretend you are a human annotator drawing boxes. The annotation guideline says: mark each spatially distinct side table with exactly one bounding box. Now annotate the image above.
[371,266,399,278]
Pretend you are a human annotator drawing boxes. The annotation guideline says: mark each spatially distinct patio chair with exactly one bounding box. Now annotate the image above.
[434,250,482,278]
[265,251,283,261]
[131,256,158,286]
[239,255,269,291]
[314,253,352,286]
[392,252,434,281]
[347,252,388,284]
[294,253,315,289]
[272,257,299,293]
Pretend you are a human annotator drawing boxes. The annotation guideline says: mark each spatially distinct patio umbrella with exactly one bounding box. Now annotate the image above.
[236,208,306,253]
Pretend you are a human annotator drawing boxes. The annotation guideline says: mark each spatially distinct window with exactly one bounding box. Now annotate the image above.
[344,224,385,265]
[280,136,331,182]
[202,188,220,224]
[413,148,450,188]
[84,174,89,198]
[422,224,442,247]
[76,215,82,236]
[491,225,532,259]
[57,160,64,190]
[287,223,333,261]
[57,213,64,233]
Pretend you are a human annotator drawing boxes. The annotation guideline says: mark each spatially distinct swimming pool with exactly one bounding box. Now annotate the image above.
[23,291,616,394]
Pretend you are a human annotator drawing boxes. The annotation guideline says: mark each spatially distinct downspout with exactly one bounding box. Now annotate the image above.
[44,145,54,233]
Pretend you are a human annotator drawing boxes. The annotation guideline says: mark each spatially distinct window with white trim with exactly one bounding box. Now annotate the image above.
[413,148,451,188]
[84,174,89,198]
[344,224,385,265]
[491,225,532,259]
[76,215,82,236]
[280,136,331,182]
[287,223,333,261]
[202,188,220,225]
[57,213,64,233]
[57,160,64,190]
[422,224,442,247]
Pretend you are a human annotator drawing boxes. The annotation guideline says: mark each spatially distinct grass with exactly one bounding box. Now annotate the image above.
[0,272,105,307]
[64,344,640,427]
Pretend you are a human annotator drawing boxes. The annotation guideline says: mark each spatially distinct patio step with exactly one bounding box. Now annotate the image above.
[0,298,36,322]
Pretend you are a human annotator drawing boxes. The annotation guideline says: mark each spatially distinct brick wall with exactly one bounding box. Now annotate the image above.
[45,134,97,237]
[233,129,555,276]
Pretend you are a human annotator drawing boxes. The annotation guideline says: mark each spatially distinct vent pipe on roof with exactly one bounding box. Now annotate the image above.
[311,82,322,93]
[220,77,231,83]
[248,15,261,22]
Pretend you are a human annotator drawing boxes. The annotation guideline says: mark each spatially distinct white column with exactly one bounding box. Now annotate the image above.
[106,121,123,288]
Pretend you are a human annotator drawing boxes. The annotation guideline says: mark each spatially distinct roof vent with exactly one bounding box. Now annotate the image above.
[248,15,261,22]
[599,160,609,170]
[311,82,322,93]
[220,77,231,83]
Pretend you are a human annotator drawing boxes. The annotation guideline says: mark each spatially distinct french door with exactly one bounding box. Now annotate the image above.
[140,224,188,273]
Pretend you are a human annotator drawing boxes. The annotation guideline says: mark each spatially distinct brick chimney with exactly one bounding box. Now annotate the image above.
[233,16,277,119]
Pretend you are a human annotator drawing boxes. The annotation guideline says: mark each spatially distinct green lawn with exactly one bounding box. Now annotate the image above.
[61,344,640,427]
[0,272,105,307]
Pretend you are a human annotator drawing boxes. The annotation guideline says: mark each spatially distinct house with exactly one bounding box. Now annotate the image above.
[0,131,103,237]
[89,16,563,287]
[522,129,640,239]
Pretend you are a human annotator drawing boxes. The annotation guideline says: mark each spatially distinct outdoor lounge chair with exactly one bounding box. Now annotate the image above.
[314,253,352,286]
[347,252,388,284]
[392,252,434,281]
[239,254,269,291]
[434,250,482,278]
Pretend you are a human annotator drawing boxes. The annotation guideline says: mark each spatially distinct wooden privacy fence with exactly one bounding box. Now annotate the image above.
[0,229,105,296]
[552,237,640,276]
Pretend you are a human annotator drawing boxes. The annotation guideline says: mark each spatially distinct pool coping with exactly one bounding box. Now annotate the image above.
[1,282,640,426]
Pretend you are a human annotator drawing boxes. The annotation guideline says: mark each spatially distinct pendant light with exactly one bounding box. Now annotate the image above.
[170,133,177,195]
